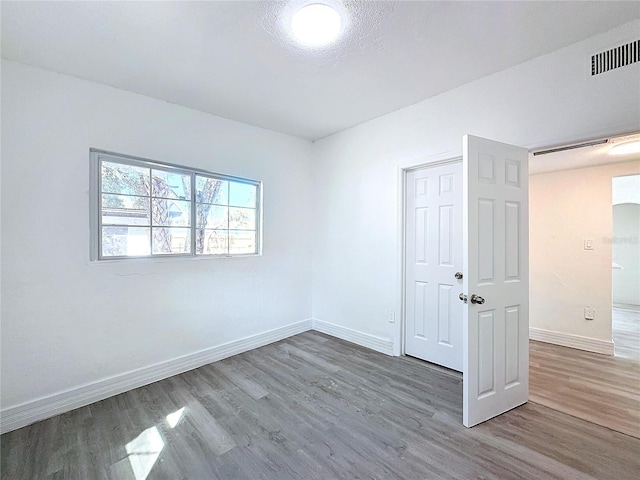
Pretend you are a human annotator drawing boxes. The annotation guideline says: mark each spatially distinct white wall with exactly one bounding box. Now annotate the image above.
[613,203,640,306]
[0,61,313,410]
[3,19,640,420]
[530,161,640,343]
[311,21,640,354]
[613,174,640,205]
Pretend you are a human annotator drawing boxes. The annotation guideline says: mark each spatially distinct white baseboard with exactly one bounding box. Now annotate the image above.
[613,303,640,312]
[529,327,614,355]
[5,320,615,434]
[312,319,394,356]
[0,319,312,434]
[1,319,395,434]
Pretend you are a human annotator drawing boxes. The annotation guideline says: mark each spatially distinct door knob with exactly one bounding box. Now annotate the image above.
[470,294,485,305]
[455,272,463,279]
[459,293,467,303]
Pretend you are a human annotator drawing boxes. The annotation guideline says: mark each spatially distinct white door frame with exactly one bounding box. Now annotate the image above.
[393,129,637,429]
[394,131,633,356]
[396,152,463,357]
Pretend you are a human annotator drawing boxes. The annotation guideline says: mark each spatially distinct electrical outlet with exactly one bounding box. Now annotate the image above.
[388,311,396,323]
[584,307,595,320]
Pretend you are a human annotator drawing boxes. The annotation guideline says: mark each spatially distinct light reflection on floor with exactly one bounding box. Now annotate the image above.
[124,407,186,480]
[166,407,186,429]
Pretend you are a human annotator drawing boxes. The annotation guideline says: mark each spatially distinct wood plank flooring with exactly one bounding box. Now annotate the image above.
[613,306,640,361]
[529,307,640,438]
[2,331,640,479]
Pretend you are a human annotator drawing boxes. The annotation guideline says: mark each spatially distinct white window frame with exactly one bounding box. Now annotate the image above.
[90,149,262,261]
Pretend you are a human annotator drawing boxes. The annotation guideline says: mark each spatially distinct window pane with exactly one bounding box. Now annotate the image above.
[152,227,191,254]
[229,182,256,208]
[196,230,228,255]
[101,162,149,196]
[102,226,150,257]
[196,205,228,229]
[152,199,191,227]
[102,194,150,226]
[229,207,256,230]
[229,230,256,255]
[152,169,191,200]
[96,155,260,260]
[196,176,228,205]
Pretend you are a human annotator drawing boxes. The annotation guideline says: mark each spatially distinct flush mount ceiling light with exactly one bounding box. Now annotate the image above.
[609,139,640,155]
[291,3,342,47]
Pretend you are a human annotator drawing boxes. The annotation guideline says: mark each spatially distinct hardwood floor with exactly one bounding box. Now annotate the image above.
[613,306,640,361]
[3,331,640,479]
[529,307,640,438]
[529,340,640,438]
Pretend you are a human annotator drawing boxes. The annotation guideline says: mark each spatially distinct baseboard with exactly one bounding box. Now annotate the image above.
[0,319,312,434]
[312,319,394,356]
[529,327,614,355]
[2,319,395,434]
[613,303,640,312]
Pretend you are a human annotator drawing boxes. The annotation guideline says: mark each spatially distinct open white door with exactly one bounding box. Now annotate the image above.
[462,135,529,428]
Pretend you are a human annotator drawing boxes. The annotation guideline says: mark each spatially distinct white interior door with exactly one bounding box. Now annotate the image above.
[462,135,529,428]
[405,161,463,371]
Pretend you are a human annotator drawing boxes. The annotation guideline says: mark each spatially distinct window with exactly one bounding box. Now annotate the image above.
[91,150,260,260]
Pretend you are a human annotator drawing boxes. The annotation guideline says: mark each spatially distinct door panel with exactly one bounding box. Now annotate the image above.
[405,161,463,371]
[414,281,428,338]
[463,135,529,427]
[505,306,521,386]
[439,205,454,265]
[438,284,453,345]
[415,207,428,264]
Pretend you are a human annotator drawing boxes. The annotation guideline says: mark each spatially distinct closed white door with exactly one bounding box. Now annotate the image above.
[462,135,529,427]
[405,161,463,371]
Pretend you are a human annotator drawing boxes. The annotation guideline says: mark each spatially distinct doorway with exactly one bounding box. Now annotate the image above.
[612,174,640,361]
[404,160,463,372]
[528,134,640,438]
[401,135,530,428]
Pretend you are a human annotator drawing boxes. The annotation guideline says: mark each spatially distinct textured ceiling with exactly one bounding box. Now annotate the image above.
[2,1,639,140]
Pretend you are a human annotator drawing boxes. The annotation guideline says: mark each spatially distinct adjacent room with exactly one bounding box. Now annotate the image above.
[2,1,639,479]
[528,135,640,438]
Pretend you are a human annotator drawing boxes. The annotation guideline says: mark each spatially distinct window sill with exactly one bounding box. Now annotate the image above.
[88,253,262,265]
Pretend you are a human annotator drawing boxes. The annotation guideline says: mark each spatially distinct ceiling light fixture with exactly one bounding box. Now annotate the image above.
[291,3,342,47]
[609,139,640,156]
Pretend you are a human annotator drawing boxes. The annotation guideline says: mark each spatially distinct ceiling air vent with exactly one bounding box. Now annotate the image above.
[591,39,639,75]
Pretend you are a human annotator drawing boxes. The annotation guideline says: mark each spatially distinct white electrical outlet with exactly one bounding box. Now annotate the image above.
[388,311,396,323]
[584,307,595,320]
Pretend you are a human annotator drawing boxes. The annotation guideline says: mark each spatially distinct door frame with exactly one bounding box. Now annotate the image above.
[394,130,635,357]
[397,153,463,357]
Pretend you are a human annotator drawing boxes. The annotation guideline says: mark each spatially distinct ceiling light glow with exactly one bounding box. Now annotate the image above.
[609,140,640,156]
[291,4,341,47]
